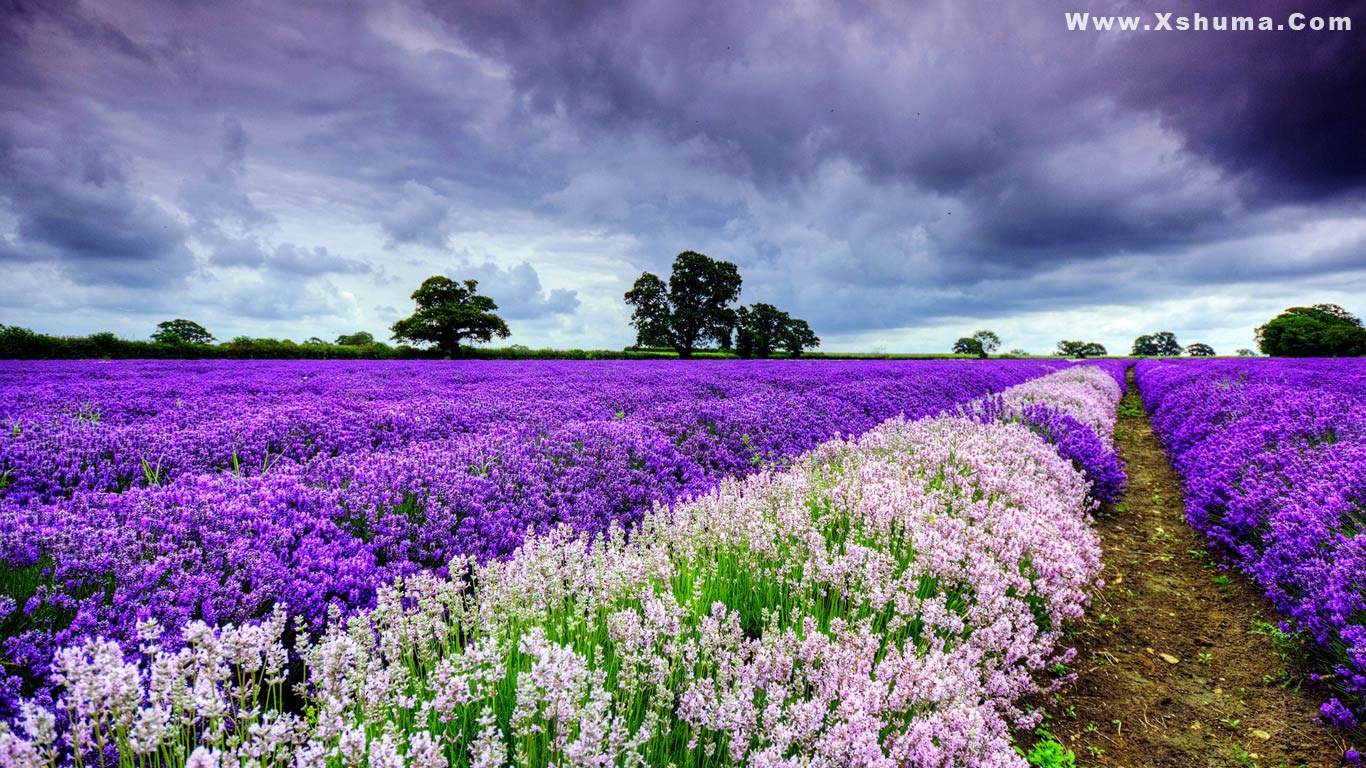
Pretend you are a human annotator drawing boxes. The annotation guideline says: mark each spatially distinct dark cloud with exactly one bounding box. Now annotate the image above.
[179,117,275,235]
[1104,0,1366,200]
[0,129,194,287]
[209,241,370,277]
[464,261,579,319]
[380,182,453,248]
[0,0,1362,348]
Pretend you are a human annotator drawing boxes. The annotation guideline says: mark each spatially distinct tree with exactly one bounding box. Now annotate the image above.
[303,337,326,346]
[152,319,214,345]
[1236,348,1258,357]
[623,273,673,349]
[1007,348,1030,357]
[335,331,376,346]
[736,303,787,358]
[1056,340,1107,358]
[735,303,821,359]
[971,330,1001,356]
[952,337,985,358]
[390,277,510,357]
[1131,331,1182,357]
[1186,343,1216,357]
[1255,305,1366,357]
[623,251,742,358]
[779,318,819,358]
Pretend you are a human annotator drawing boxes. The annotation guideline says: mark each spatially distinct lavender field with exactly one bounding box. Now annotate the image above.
[0,360,1129,767]
[1138,359,1366,732]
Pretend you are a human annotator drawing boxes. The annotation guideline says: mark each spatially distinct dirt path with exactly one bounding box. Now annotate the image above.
[1036,372,1354,767]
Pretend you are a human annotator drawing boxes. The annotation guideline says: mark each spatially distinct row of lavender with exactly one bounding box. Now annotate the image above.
[1,365,1123,768]
[1137,359,1366,728]
[0,360,1092,716]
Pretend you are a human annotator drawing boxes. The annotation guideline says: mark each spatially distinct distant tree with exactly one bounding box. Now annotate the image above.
[779,318,820,358]
[335,331,376,346]
[624,251,742,358]
[152,319,214,345]
[1056,340,1107,358]
[0,325,45,357]
[86,332,119,356]
[230,335,256,345]
[1007,348,1030,357]
[303,337,326,346]
[1256,305,1366,357]
[390,276,511,357]
[736,303,789,358]
[1186,343,1216,357]
[734,303,819,358]
[623,273,673,349]
[1131,331,1182,357]
[971,330,1002,356]
[1236,348,1258,357]
[952,337,986,358]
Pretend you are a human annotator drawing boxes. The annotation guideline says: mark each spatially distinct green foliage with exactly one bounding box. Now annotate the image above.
[334,330,375,346]
[1236,348,1258,357]
[1116,392,1145,418]
[151,318,215,345]
[623,272,674,349]
[953,337,985,358]
[735,303,821,358]
[1186,342,1216,357]
[1132,331,1182,357]
[1055,340,1107,358]
[972,329,1001,355]
[1255,304,1366,357]
[0,325,46,358]
[624,251,743,358]
[1018,736,1077,768]
[390,276,511,357]
[780,317,819,358]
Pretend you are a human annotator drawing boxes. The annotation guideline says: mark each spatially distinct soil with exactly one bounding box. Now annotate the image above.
[1030,371,1361,767]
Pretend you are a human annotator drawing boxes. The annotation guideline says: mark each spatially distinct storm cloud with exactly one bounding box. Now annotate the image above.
[0,0,1363,352]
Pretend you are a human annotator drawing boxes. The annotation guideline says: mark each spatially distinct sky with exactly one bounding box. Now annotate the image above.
[1,0,1364,354]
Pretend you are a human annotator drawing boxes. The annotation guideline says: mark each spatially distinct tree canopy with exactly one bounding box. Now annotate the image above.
[335,331,376,346]
[1255,304,1366,357]
[390,277,510,357]
[952,337,985,358]
[1055,340,1107,358]
[971,330,1001,355]
[1185,342,1216,357]
[1131,331,1182,357]
[735,303,820,358]
[151,319,214,345]
[624,251,743,358]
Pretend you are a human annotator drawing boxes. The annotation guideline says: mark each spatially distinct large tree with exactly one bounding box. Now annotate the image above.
[624,251,742,358]
[390,277,510,357]
[1131,331,1182,357]
[736,303,820,358]
[952,337,985,358]
[1256,304,1366,357]
[335,331,375,346]
[779,318,820,358]
[1186,343,1216,357]
[623,273,674,349]
[152,319,214,345]
[1056,340,1107,358]
[971,330,1001,356]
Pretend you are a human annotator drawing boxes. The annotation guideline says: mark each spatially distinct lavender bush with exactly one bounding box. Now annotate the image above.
[1138,358,1366,727]
[1,360,1078,716]
[0,366,1120,767]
